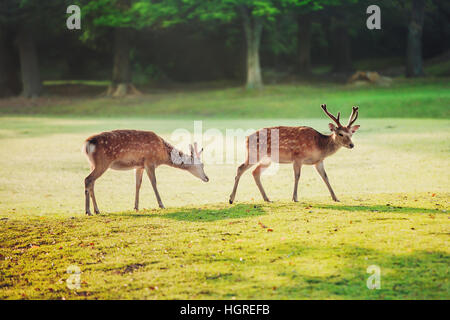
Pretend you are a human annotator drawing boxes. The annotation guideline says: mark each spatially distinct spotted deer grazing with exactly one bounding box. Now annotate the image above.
[83,130,208,215]
[229,104,360,204]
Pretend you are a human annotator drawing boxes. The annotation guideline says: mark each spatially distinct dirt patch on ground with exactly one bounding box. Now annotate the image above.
[0,84,107,110]
[0,96,82,109]
[45,84,107,96]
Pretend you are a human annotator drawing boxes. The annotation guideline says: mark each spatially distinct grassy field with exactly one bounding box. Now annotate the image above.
[0,80,449,299]
[0,78,449,119]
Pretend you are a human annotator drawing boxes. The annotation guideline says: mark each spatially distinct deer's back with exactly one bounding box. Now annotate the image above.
[85,130,169,168]
[247,126,328,163]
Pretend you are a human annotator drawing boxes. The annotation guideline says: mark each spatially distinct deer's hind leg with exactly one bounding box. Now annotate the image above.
[252,161,271,202]
[145,164,165,209]
[85,165,108,215]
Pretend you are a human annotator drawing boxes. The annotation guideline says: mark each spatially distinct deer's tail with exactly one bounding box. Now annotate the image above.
[82,138,97,165]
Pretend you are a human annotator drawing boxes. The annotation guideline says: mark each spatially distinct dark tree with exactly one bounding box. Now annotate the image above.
[82,0,136,97]
[239,5,263,89]
[82,0,180,96]
[180,0,291,90]
[16,27,42,98]
[0,0,67,98]
[0,0,43,97]
[107,27,133,96]
[0,27,21,97]
[406,0,426,77]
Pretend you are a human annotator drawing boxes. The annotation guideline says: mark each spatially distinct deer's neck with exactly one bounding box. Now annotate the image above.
[320,134,341,158]
[163,141,191,170]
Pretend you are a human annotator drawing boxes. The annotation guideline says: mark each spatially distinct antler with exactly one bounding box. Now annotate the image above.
[193,142,203,157]
[193,142,198,155]
[347,106,359,127]
[321,104,341,127]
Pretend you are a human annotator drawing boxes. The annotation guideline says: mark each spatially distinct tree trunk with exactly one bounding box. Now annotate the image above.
[331,17,353,73]
[0,29,21,97]
[297,14,312,75]
[16,28,42,98]
[406,0,425,77]
[107,27,141,97]
[239,6,263,90]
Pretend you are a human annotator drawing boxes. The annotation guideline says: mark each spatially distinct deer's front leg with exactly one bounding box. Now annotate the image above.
[145,165,165,209]
[315,161,339,202]
[292,161,302,202]
[134,168,144,211]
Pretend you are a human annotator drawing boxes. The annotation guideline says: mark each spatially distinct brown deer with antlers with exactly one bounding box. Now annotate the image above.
[229,104,359,204]
[83,130,208,215]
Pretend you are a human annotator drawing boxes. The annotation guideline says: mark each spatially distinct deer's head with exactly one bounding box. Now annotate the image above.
[187,143,209,182]
[170,142,209,182]
[321,104,360,149]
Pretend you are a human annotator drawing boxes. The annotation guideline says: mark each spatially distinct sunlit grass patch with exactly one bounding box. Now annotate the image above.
[0,196,448,299]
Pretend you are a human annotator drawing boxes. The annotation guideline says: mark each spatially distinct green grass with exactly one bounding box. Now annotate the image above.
[0,115,449,299]
[0,78,449,119]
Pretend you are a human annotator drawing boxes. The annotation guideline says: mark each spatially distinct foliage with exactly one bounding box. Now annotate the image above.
[0,0,69,31]
[78,0,181,43]
[181,0,325,24]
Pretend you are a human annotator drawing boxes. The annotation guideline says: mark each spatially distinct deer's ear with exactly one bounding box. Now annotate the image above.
[329,123,337,132]
[350,125,360,133]
[189,144,194,156]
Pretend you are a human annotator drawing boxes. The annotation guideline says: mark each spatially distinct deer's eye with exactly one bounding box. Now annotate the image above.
[338,133,343,137]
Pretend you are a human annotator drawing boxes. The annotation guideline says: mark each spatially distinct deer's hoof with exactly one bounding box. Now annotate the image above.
[229,199,233,204]
[86,211,92,216]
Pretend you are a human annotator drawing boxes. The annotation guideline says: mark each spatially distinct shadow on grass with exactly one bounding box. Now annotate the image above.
[118,204,267,222]
[314,204,442,214]
[274,245,450,299]
[107,202,442,222]
[212,243,449,299]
